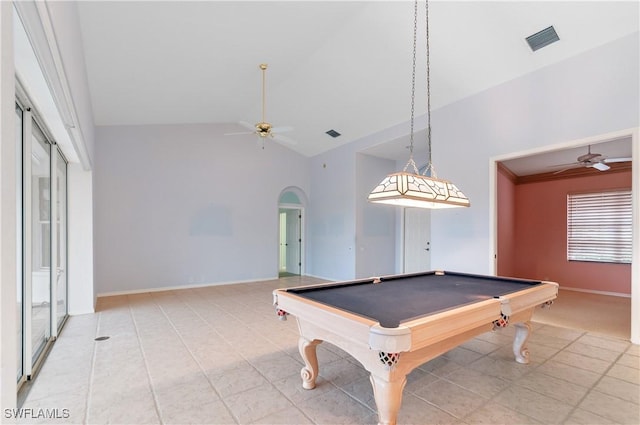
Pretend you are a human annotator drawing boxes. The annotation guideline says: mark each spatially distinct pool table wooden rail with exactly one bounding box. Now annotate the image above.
[272,276,558,425]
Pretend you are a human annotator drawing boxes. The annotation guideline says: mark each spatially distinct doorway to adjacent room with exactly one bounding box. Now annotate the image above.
[278,188,306,277]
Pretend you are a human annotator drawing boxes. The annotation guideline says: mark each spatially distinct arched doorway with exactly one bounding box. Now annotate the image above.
[278,187,307,277]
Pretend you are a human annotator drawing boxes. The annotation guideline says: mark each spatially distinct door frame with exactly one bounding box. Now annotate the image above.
[278,204,304,276]
[489,127,639,344]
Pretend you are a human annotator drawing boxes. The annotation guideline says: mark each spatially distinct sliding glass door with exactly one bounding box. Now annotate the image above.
[17,103,68,383]
[29,117,51,363]
[54,148,67,331]
[15,103,23,382]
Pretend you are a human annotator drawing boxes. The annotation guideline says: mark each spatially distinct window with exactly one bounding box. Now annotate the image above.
[567,190,632,264]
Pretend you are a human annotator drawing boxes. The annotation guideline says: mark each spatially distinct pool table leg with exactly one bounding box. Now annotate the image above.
[513,322,531,364]
[370,374,406,425]
[298,336,321,389]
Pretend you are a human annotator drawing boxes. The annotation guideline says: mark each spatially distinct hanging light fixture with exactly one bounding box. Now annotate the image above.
[368,0,470,209]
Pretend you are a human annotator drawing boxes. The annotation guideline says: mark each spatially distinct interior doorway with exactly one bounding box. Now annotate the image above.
[278,188,306,277]
[279,208,302,277]
[490,128,638,344]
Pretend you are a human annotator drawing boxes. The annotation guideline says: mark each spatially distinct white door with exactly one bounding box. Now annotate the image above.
[403,208,431,273]
[279,212,287,271]
[285,209,301,274]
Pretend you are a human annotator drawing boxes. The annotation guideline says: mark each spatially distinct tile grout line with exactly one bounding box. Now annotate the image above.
[152,291,241,425]
[507,326,633,423]
[494,324,586,424]
[174,288,319,425]
[83,312,102,424]
[188,288,324,425]
[127,297,165,425]
[417,323,583,424]
[409,348,514,423]
[560,345,633,423]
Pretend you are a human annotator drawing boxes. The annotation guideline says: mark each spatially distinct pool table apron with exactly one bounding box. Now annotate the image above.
[273,282,558,425]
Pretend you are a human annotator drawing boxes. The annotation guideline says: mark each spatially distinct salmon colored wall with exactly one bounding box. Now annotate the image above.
[497,168,517,277]
[511,171,632,294]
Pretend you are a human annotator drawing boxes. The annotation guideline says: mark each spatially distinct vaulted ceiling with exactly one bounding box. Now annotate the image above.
[76,1,638,160]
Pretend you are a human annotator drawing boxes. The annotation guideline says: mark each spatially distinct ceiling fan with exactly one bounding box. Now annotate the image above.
[225,63,295,146]
[551,145,632,174]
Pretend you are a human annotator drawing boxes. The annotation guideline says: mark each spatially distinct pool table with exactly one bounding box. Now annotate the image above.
[272,270,558,425]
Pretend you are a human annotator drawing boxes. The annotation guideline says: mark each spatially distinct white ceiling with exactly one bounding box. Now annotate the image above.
[76,1,639,161]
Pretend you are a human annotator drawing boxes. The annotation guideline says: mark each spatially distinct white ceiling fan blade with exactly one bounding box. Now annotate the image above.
[270,126,293,133]
[547,162,579,169]
[591,162,610,171]
[553,166,579,175]
[273,134,297,145]
[239,121,256,130]
[224,131,254,136]
[603,157,632,163]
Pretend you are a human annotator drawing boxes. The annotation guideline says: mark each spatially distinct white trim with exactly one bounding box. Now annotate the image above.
[0,0,18,408]
[22,108,33,378]
[278,206,305,276]
[489,159,498,274]
[490,128,637,163]
[301,273,334,282]
[631,128,639,344]
[96,276,278,298]
[49,141,57,338]
[13,1,91,170]
[559,286,631,298]
[278,186,309,277]
[489,127,638,344]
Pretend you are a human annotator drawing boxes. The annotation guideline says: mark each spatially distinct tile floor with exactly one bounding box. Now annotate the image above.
[19,276,640,424]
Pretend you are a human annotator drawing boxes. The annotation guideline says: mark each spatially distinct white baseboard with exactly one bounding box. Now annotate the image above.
[96,276,278,298]
[560,286,631,298]
[302,273,335,282]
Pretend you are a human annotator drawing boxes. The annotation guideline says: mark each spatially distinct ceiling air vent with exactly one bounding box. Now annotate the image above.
[526,26,559,51]
[326,129,341,138]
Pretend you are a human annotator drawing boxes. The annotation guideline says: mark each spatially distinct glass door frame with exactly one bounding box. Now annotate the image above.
[52,144,68,335]
[18,102,68,382]
[22,106,50,377]
[15,101,24,386]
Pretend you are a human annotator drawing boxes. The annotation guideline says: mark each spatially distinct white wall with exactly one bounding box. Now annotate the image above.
[44,1,97,315]
[429,32,639,273]
[308,32,639,341]
[94,124,310,295]
[46,1,96,166]
[307,114,427,281]
[0,0,17,411]
[67,164,94,314]
[355,153,396,278]
[307,147,357,281]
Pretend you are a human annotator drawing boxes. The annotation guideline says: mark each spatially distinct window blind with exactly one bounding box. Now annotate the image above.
[567,190,632,264]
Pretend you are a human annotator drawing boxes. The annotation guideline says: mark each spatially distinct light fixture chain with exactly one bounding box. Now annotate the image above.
[367,0,470,208]
[403,0,420,175]
[409,0,418,157]
[425,0,435,178]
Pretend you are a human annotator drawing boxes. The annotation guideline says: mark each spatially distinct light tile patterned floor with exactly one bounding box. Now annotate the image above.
[19,276,640,424]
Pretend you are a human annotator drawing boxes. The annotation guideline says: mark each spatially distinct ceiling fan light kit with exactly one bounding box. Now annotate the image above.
[368,0,469,209]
